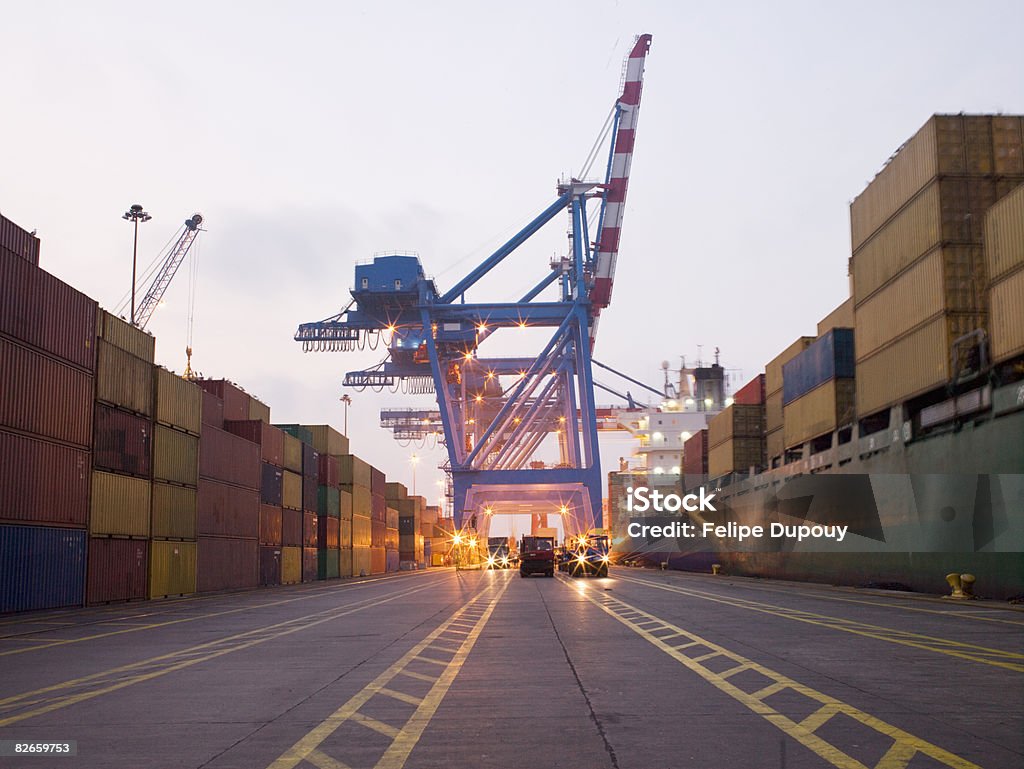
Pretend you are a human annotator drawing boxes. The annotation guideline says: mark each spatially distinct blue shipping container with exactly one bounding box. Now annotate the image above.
[0,525,85,613]
[782,328,855,405]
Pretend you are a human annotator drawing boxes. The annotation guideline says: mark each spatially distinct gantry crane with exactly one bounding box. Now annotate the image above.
[296,35,652,536]
[133,213,204,331]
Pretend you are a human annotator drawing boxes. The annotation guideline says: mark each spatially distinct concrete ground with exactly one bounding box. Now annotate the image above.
[0,567,1020,769]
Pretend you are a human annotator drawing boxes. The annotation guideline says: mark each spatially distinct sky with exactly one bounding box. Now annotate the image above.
[2,1,1021,535]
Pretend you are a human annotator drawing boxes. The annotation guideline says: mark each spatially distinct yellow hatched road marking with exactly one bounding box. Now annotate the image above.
[617,574,1024,672]
[565,576,983,769]
[350,712,401,739]
[378,688,423,706]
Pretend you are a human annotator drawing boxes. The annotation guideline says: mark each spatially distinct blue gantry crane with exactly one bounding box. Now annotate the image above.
[296,35,652,536]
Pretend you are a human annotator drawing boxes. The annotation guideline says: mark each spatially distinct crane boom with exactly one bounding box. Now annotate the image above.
[134,213,204,330]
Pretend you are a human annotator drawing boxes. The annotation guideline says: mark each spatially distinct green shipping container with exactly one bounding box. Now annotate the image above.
[151,481,197,539]
[318,485,340,518]
[153,425,199,487]
[100,309,155,363]
[149,540,196,598]
[154,367,202,435]
[96,340,153,416]
[318,548,340,580]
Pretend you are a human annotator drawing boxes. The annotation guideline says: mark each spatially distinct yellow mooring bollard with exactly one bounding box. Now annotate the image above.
[960,573,976,598]
[944,572,977,599]
[712,564,721,575]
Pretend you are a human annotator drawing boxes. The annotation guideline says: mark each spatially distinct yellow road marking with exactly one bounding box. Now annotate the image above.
[568,576,983,769]
[617,574,1024,672]
[267,573,511,769]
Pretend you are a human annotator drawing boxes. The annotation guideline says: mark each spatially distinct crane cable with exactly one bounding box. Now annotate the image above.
[112,224,184,318]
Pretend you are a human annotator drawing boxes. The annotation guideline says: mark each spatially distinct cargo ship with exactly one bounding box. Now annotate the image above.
[609,114,1024,599]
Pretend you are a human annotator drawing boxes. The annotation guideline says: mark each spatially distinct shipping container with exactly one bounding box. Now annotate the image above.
[148,540,197,598]
[151,482,197,540]
[275,424,314,446]
[352,514,372,548]
[282,507,302,547]
[318,485,341,518]
[199,426,260,489]
[766,428,784,464]
[989,267,1024,363]
[352,546,372,577]
[1,250,97,369]
[303,472,317,513]
[153,368,202,435]
[370,547,386,575]
[282,434,303,473]
[261,463,283,506]
[247,396,271,423]
[782,328,855,405]
[317,454,339,487]
[766,390,784,434]
[340,490,353,520]
[201,390,224,429]
[707,437,765,478]
[87,537,148,604]
[281,546,301,584]
[99,310,154,363]
[339,455,372,487]
[0,212,41,265]
[0,429,89,527]
[318,515,340,549]
[682,430,708,476]
[385,482,408,501]
[385,506,399,529]
[303,511,317,548]
[318,548,340,580]
[340,517,352,549]
[385,527,399,550]
[96,340,153,416]
[369,466,386,496]
[1,525,85,613]
[282,470,302,510]
[301,442,317,478]
[259,504,283,546]
[371,518,386,548]
[817,298,855,337]
[765,337,815,397]
[300,424,349,456]
[302,547,318,582]
[783,379,856,448]
[224,420,285,466]
[371,493,386,522]
[90,471,150,537]
[197,479,259,539]
[993,116,1024,174]
[386,550,400,573]
[985,183,1024,283]
[259,546,281,586]
[349,484,372,517]
[340,547,353,578]
[153,425,199,487]
[197,380,250,422]
[398,516,418,536]
[93,403,151,478]
[733,374,765,405]
[707,404,765,448]
[0,336,93,447]
[197,536,258,592]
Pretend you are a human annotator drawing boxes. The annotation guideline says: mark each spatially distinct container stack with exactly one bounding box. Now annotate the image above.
[732,374,765,405]
[340,487,353,578]
[275,425,311,585]
[398,495,425,568]
[341,455,373,576]
[985,184,1024,365]
[384,482,407,572]
[370,466,387,575]
[299,425,350,581]
[850,115,1024,417]
[421,505,448,567]
[782,329,856,451]
[707,404,765,479]
[764,337,814,467]
[682,429,709,486]
[1,229,94,612]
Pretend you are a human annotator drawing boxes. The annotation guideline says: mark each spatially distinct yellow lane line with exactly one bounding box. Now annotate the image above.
[617,574,1024,672]
[566,577,983,769]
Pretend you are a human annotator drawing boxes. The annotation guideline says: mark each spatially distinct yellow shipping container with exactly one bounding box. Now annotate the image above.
[339,548,352,579]
[340,490,353,520]
[153,425,199,486]
[985,183,1024,283]
[248,396,271,423]
[765,337,814,396]
[707,437,764,478]
[305,425,350,456]
[283,434,303,473]
[993,116,1024,175]
[766,427,784,464]
[151,481,197,539]
[96,340,153,416]
[90,470,151,537]
[282,470,302,510]
[816,299,854,337]
[149,540,196,598]
[340,517,352,548]
[350,484,372,517]
[352,546,372,577]
[765,390,784,434]
[707,404,764,449]
[281,546,301,584]
[989,267,1024,363]
[153,367,202,436]
[339,455,372,487]
[352,514,372,548]
[100,309,155,363]
[782,380,855,449]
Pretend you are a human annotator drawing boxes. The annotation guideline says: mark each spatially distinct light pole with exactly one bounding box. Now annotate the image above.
[340,394,352,435]
[122,204,152,326]
[410,453,420,496]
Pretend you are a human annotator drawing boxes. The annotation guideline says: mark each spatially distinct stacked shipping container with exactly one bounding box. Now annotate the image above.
[781,328,856,449]
[707,404,765,478]
[984,184,1024,363]
[341,454,373,576]
[764,337,814,466]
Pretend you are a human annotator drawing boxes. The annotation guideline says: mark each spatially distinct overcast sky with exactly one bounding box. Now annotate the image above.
[2,1,1021,533]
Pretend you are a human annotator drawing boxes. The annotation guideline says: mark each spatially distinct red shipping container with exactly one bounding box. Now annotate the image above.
[0,248,97,370]
[93,404,151,478]
[1,213,41,265]
[0,429,89,527]
[370,547,386,575]
[303,512,318,548]
[318,516,340,549]
[317,454,339,487]
[0,337,93,448]
[197,380,250,421]
[282,507,302,547]
[86,537,148,604]
[369,466,385,496]
[223,420,285,466]
[197,479,259,539]
[734,374,766,405]
[371,493,386,522]
[302,547,318,582]
[199,426,260,489]
[683,430,709,476]
[201,390,224,429]
[386,550,400,572]
[197,536,258,592]
[259,504,282,546]
[371,518,386,548]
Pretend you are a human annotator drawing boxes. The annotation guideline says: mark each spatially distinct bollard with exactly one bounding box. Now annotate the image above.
[945,572,967,599]
[712,564,721,575]
[960,573,976,598]
[659,561,668,571]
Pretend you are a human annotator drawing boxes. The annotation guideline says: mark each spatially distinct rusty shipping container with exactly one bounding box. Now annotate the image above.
[282,470,302,510]
[733,374,765,405]
[319,515,340,549]
[199,426,261,489]
[682,430,708,476]
[90,470,150,537]
[248,396,271,423]
[302,547,318,582]
[783,379,856,448]
[153,425,199,487]
[93,403,151,478]
[96,340,153,416]
[707,404,765,448]
[86,537,148,604]
[339,455,372,487]
[989,267,1024,363]
[99,310,155,363]
[985,183,1024,283]
[1,249,96,368]
[370,547,386,575]
[318,454,339,487]
[387,550,400,572]
[197,380,250,421]
[281,546,301,584]
[149,540,196,598]
[282,434,303,473]
[303,511,317,548]
[260,546,281,586]
[0,336,93,447]
[370,466,386,496]
[197,479,259,539]
[0,213,41,265]
[817,299,855,337]
[0,429,89,527]
[708,437,765,478]
[261,463,283,506]
[371,518,386,548]
[282,507,302,547]
[259,504,283,546]
[151,481,197,540]
[386,506,399,529]
[223,420,285,466]
[1,524,86,613]
[385,527,399,551]
[201,390,224,429]
[153,368,202,435]
[197,536,258,592]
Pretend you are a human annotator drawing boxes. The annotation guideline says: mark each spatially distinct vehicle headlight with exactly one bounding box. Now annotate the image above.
[601,555,610,562]
[577,555,587,565]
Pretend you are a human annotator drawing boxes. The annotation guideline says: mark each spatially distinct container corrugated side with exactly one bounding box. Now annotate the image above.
[153,425,199,487]
[100,310,155,363]
[340,490,353,520]
[340,547,352,578]
[989,267,1024,363]
[352,546,371,577]
[348,485,372,516]
[201,390,224,429]
[318,485,341,517]
[985,183,1024,283]
[782,379,855,448]
[151,481,197,540]
[260,546,281,586]
[707,404,764,448]
[318,548,340,580]
[318,454,339,487]
[765,337,815,396]
[782,329,855,405]
[993,116,1024,174]
[817,298,855,337]
[282,470,302,510]
[281,546,301,584]
[197,479,259,539]
[765,390,784,434]
[149,540,197,598]
[197,380,250,421]
[340,518,352,548]
[199,426,260,489]
[282,434,303,473]
[385,482,408,501]
[707,437,764,478]
[352,515,372,548]
[223,420,285,466]
[154,368,202,435]
[261,463,283,506]
[0,213,41,265]
[260,504,283,545]
[247,396,271,423]
[369,466,385,496]
[386,506,399,529]
[0,429,89,527]
[1,524,85,613]
[275,424,314,445]
[0,336,93,447]
[282,507,302,546]
[93,403,152,478]
[303,511,318,548]
[371,518,386,548]
[370,547,386,575]
[733,374,765,405]
[302,547,318,582]
[197,536,258,592]
[86,537,148,604]
[339,455,372,487]
[0,249,97,369]
[90,471,151,537]
[96,340,153,416]
[682,430,707,476]
[305,424,349,456]
[385,526,399,550]
[766,428,784,464]
[318,515,340,549]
